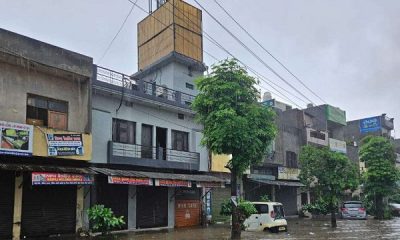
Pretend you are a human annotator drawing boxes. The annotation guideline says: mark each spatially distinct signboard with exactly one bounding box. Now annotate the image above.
[32,172,93,185]
[329,138,347,153]
[326,105,346,126]
[196,182,225,188]
[0,121,33,156]
[205,189,212,216]
[108,176,153,186]
[359,116,381,133]
[155,179,192,187]
[46,133,84,156]
[262,99,275,108]
[278,167,300,180]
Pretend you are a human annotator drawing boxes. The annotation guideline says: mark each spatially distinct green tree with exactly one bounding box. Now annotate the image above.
[192,59,276,239]
[87,205,125,235]
[359,136,399,219]
[299,146,359,227]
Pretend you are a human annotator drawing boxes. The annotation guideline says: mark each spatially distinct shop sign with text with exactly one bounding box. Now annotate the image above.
[360,116,381,133]
[278,167,300,180]
[0,121,33,156]
[108,176,153,185]
[32,172,93,185]
[155,179,192,187]
[47,133,84,156]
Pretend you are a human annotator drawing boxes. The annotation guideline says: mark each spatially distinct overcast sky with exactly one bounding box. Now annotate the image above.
[1,0,399,135]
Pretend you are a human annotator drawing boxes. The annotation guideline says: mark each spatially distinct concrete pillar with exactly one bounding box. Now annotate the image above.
[12,174,23,240]
[167,187,175,228]
[136,122,142,145]
[307,191,311,204]
[296,188,302,213]
[271,186,276,202]
[76,186,84,231]
[82,185,91,230]
[166,128,172,149]
[128,186,137,230]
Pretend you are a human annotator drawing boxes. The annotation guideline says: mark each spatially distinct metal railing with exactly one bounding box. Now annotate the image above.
[96,66,195,107]
[111,142,200,165]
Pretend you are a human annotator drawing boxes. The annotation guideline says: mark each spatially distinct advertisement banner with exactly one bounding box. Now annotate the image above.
[329,138,347,153]
[196,182,225,188]
[155,179,192,187]
[108,176,153,186]
[326,105,346,126]
[359,116,381,133]
[46,133,84,156]
[0,121,33,156]
[32,172,93,185]
[278,167,300,180]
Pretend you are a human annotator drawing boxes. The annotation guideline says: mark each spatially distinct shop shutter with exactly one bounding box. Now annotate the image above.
[175,200,201,227]
[96,176,128,230]
[136,186,168,228]
[0,171,15,239]
[21,174,77,238]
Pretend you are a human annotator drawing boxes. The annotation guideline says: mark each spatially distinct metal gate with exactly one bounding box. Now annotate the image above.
[0,171,15,239]
[21,174,77,238]
[136,186,168,228]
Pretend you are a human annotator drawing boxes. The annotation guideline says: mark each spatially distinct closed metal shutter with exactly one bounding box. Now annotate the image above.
[0,171,15,239]
[136,186,168,229]
[175,200,201,227]
[96,176,128,229]
[21,174,77,238]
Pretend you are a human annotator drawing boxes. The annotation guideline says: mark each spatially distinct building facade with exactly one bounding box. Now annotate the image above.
[0,28,93,239]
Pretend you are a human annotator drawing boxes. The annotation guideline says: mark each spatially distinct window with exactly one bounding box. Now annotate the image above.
[112,119,136,144]
[185,83,194,90]
[171,130,189,151]
[310,130,326,140]
[254,204,269,214]
[178,113,185,120]
[26,94,68,130]
[286,151,298,168]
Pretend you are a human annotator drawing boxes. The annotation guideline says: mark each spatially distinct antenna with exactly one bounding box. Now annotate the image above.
[149,0,153,13]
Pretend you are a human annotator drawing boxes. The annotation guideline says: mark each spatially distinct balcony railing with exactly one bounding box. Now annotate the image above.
[306,128,329,146]
[95,66,195,108]
[110,142,200,165]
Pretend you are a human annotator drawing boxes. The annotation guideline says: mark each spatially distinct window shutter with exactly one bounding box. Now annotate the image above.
[48,111,68,130]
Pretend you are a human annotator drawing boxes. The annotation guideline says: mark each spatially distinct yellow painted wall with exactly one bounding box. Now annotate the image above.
[32,127,92,161]
[211,154,231,173]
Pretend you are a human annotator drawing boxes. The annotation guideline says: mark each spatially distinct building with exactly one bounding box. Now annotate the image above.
[0,28,93,239]
[90,0,223,231]
[344,114,396,171]
[244,102,347,215]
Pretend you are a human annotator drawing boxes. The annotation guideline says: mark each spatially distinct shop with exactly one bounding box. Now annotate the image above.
[0,170,15,239]
[136,186,169,228]
[175,187,201,228]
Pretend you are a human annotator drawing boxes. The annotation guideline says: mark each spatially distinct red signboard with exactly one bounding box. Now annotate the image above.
[32,172,93,185]
[108,176,153,186]
[196,182,224,188]
[155,179,192,187]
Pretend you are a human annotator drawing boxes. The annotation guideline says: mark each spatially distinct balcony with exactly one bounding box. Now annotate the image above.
[306,128,329,146]
[108,141,200,171]
[94,66,195,111]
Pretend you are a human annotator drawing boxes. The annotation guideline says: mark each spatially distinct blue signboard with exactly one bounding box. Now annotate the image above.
[262,99,275,107]
[360,116,381,133]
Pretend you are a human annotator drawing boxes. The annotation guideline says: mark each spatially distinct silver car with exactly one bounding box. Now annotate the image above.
[341,201,367,219]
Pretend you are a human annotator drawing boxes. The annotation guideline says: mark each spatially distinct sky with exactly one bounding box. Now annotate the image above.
[0,0,399,135]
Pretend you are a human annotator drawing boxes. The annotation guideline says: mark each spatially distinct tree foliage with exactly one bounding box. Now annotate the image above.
[220,199,257,230]
[299,145,359,227]
[359,136,399,219]
[87,205,125,235]
[192,58,277,174]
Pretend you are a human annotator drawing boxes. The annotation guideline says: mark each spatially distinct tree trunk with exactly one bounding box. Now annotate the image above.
[330,205,337,228]
[375,194,384,219]
[231,169,241,239]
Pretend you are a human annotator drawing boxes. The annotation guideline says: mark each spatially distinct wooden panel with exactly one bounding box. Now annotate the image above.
[175,199,201,228]
[174,24,202,62]
[138,27,174,70]
[173,0,202,34]
[48,111,68,130]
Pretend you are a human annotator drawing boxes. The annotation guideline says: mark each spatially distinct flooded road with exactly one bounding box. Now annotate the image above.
[106,217,400,240]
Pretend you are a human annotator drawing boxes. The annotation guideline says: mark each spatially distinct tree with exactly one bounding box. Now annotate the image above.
[299,146,359,227]
[359,136,399,219]
[192,59,276,239]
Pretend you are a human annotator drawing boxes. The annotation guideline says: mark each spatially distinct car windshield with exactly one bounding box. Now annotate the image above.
[273,205,285,219]
[344,203,363,208]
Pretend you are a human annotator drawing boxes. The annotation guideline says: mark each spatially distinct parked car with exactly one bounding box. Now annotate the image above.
[341,201,367,219]
[389,203,400,216]
[243,202,287,232]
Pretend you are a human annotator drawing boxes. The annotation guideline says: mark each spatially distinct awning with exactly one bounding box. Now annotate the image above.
[249,178,304,187]
[0,163,95,174]
[90,167,224,186]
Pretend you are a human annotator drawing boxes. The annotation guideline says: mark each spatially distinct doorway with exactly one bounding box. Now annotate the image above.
[156,127,167,160]
[141,124,153,159]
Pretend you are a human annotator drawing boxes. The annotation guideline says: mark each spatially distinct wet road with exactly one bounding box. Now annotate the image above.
[106,217,400,240]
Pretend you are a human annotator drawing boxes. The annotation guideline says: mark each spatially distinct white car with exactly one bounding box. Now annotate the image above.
[244,202,288,232]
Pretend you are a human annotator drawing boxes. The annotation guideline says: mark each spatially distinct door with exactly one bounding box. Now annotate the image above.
[0,171,14,239]
[136,186,168,228]
[175,200,201,227]
[21,174,77,238]
[141,124,153,159]
[156,127,167,160]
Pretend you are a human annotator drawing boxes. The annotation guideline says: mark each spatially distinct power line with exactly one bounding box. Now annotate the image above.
[98,0,139,63]
[127,0,303,108]
[193,0,318,106]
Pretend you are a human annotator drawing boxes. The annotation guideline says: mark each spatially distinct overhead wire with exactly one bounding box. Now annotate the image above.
[213,0,327,104]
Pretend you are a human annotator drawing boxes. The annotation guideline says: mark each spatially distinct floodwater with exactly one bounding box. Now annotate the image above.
[63,217,400,240]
